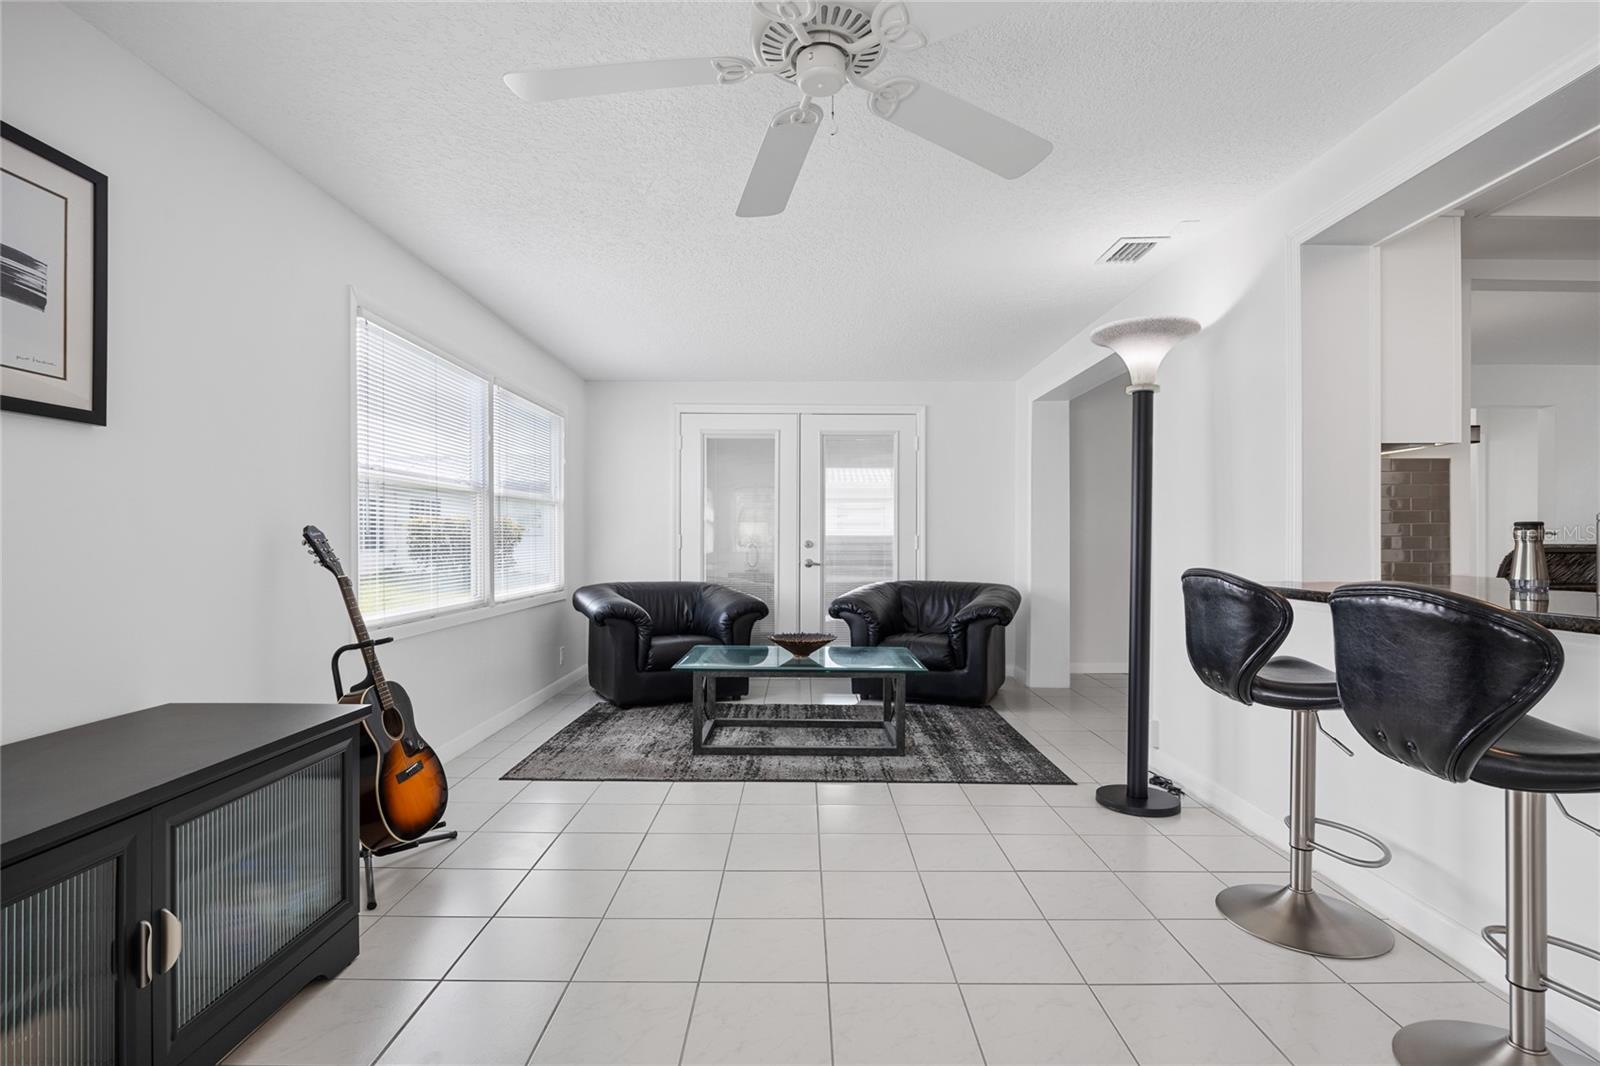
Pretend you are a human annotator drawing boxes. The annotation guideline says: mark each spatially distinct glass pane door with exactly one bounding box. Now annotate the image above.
[818,434,899,640]
[800,414,921,636]
[702,436,779,641]
[679,412,919,641]
[679,414,799,634]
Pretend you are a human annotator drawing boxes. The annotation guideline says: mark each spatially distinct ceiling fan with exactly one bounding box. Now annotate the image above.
[503,1,1051,217]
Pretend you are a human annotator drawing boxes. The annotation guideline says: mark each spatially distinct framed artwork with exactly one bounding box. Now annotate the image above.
[2,122,107,425]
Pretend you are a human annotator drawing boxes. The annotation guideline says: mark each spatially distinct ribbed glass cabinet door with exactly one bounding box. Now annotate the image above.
[1,861,118,1064]
[1,819,147,1066]
[166,751,345,1032]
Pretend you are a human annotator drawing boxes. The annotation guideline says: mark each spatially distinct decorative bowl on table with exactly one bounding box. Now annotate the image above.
[769,633,835,660]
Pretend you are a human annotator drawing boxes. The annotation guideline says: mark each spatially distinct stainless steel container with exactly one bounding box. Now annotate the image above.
[1508,521,1550,596]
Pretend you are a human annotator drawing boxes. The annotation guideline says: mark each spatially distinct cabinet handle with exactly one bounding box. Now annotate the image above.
[137,920,154,988]
[158,908,183,974]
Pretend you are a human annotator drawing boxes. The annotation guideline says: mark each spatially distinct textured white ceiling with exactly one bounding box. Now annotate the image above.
[75,1,1516,381]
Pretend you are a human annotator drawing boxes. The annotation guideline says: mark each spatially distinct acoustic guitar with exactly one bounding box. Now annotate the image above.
[303,525,449,850]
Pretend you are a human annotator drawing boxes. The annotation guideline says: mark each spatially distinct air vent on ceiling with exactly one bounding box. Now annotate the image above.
[1097,236,1168,264]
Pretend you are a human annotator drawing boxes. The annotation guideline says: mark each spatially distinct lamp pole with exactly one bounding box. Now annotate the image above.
[1089,316,1200,818]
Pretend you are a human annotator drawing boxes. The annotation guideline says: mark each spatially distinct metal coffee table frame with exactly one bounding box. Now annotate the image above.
[688,669,908,756]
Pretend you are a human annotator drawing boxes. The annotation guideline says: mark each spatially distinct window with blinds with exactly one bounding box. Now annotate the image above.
[354,310,563,625]
[493,385,563,599]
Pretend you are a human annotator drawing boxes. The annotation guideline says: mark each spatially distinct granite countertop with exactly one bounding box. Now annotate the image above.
[1270,577,1600,635]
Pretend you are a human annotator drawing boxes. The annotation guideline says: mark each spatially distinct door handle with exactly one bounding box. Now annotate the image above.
[137,920,154,988]
[803,559,822,568]
[158,908,183,974]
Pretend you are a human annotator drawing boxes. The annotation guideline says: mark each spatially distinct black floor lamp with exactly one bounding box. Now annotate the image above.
[1090,315,1202,818]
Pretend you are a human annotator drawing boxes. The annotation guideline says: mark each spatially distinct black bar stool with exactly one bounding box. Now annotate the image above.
[1330,582,1600,1066]
[1180,569,1394,958]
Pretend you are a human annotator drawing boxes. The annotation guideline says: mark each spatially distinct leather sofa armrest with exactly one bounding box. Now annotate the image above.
[573,584,652,629]
[951,585,1021,628]
[950,585,1020,667]
[573,584,653,670]
[828,582,903,645]
[694,585,770,645]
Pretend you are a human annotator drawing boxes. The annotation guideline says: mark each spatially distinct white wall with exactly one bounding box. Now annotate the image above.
[1013,4,1599,1051]
[1024,401,1071,686]
[1068,376,1130,672]
[0,4,588,754]
[1300,245,1381,580]
[585,380,1015,588]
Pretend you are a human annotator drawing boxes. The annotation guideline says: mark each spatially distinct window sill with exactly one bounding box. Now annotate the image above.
[372,589,568,641]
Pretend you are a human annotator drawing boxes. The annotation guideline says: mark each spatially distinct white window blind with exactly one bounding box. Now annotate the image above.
[354,309,566,626]
[355,313,490,624]
[493,385,564,600]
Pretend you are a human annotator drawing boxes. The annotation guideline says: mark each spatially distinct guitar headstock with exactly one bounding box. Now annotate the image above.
[302,525,346,579]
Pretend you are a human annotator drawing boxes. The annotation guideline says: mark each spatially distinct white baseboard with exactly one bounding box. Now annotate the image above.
[435,665,587,763]
[1071,661,1128,674]
[1150,750,1600,1058]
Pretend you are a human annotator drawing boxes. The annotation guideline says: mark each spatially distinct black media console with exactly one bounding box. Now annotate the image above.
[1,702,366,1065]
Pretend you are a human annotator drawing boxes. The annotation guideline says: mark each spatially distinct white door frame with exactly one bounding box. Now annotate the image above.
[673,404,928,597]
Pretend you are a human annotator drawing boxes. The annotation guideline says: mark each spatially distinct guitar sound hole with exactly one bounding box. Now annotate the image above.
[382,706,404,738]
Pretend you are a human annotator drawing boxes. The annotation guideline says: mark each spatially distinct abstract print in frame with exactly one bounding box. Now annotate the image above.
[2,122,107,425]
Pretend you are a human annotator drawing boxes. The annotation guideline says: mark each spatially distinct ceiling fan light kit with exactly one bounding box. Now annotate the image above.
[503,1,1052,217]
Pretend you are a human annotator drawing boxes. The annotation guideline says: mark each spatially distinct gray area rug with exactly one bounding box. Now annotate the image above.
[503,702,1075,784]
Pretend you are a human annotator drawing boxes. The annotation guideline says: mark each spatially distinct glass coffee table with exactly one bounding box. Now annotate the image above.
[673,644,927,756]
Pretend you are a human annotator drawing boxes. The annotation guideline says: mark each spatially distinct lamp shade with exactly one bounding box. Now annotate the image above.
[1090,316,1201,388]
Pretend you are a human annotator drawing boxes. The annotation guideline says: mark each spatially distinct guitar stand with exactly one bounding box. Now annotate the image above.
[335,638,459,911]
[359,828,458,910]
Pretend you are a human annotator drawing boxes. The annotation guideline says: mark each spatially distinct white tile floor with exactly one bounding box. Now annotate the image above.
[224,673,1537,1066]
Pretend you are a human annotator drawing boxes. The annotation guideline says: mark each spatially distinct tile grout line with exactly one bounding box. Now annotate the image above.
[1214,980,1300,1065]
[521,796,646,1066]
[366,786,529,1064]
[817,832,837,1066]
[903,793,987,1066]
[675,856,729,1066]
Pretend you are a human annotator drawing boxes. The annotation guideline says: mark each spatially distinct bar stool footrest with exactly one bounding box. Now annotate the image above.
[1482,925,1600,1012]
[1281,814,1393,868]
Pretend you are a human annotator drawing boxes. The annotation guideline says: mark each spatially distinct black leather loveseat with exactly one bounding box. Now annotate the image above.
[829,581,1021,705]
[572,582,769,707]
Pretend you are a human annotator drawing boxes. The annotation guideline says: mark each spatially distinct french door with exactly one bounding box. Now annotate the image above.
[678,411,921,638]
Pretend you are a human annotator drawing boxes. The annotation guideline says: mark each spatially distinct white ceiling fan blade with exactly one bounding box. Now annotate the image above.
[873,79,1050,179]
[504,57,729,103]
[736,104,822,217]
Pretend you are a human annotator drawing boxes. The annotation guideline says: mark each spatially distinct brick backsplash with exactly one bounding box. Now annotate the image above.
[1382,457,1451,582]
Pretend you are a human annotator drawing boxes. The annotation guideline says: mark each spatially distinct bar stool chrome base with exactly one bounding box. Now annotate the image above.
[1216,883,1395,959]
[1393,1020,1599,1066]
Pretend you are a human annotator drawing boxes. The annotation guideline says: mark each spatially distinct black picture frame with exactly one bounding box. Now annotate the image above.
[1,122,108,426]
